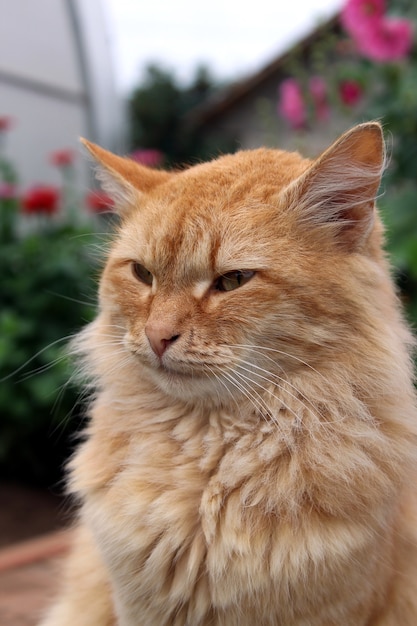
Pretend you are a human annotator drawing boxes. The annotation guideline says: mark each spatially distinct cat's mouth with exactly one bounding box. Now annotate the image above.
[157,360,207,380]
[126,336,217,385]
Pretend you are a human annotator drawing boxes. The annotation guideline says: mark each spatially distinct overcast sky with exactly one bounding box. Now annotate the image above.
[103,0,343,93]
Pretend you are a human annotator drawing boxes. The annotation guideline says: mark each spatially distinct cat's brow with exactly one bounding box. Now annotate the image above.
[192,279,212,299]
[216,256,270,273]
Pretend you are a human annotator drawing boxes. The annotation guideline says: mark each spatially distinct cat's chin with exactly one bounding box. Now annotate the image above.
[141,361,231,406]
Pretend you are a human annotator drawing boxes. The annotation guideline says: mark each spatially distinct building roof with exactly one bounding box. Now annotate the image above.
[187,14,340,128]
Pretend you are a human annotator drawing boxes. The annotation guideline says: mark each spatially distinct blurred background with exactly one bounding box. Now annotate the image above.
[1,0,417,556]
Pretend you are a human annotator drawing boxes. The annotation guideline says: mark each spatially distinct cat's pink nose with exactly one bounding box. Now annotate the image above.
[145,323,180,358]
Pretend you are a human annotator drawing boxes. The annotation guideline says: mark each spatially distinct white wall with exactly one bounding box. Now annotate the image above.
[0,0,123,189]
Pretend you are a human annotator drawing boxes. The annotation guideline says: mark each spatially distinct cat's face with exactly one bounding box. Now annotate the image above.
[85,124,385,404]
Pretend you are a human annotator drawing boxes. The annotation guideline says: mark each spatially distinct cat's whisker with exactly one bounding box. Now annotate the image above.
[239,358,363,431]
[221,369,270,421]
[71,332,125,343]
[69,344,128,366]
[242,359,321,410]
[80,335,126,345]
[67,231,112,241]
[92,323,127,332]
[232,366,304,428]
[220,365,283,429]
[0,334,80,383]
[45,291,98,308]
[49,374,90,438]
[95,354,138,382]
[235,363,354,435]
[236,359,326,423]
[224,369,293,454]
[225,343,326,379]
[17,354,70,383]
[227,346,345,431]
[204,364,241,414]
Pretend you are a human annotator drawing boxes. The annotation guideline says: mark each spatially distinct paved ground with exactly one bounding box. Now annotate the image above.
[0,530,72,626]
[0,483,73,626]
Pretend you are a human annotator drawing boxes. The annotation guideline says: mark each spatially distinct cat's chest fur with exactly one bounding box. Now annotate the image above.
[40,123,417,626]
[70,389,394,626]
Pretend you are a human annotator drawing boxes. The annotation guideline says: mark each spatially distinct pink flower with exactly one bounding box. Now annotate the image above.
[129,149,164,168]
[21,186,59,215]
[341,0,414,62]
[278,78,307,129]
[0,116,13,132]
[341,0,385,37]
[309,76,330,121]
[355,17,414,62]
[50,149,75,168]
[339,79,363,106]
[85,190,114,213]
[0,182,17,199]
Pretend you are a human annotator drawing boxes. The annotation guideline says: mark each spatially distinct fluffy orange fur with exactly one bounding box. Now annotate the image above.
[40,123,417,625]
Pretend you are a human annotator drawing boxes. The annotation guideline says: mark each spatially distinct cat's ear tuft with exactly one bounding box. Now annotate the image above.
[80,139,172,214]
[287,122,385,251]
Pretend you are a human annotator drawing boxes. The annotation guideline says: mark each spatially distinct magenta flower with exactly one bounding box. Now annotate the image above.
[355,17,414,62]
[339,79,363,106]
[341,0,414,62]
[278,78,307,129]
[129,149,164,168]
[341,0,385,37]
[309,76,330,121]
[0,182,17,199]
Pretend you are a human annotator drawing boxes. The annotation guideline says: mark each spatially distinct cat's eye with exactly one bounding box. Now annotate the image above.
[214,270,255,292]
[132,262,153,286]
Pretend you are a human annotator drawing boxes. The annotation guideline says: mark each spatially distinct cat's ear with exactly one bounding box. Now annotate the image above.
[287,122,385,251]
[81,139,172,213]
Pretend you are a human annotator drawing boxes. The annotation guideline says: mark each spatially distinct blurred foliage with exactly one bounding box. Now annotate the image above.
[275,0,417,331]
[353,6,417,329]
[0,153,101,486]
[129,63,235,165]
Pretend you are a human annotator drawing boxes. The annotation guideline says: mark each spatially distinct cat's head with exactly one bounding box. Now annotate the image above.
[82,124,386,404]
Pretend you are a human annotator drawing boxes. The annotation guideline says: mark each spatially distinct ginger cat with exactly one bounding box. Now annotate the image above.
[40,123,417,625]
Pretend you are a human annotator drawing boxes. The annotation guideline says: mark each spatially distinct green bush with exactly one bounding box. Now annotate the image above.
[0,148,102,486]
[129,64,235,166]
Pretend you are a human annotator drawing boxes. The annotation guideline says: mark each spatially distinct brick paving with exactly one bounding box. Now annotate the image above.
[0,530,72,626]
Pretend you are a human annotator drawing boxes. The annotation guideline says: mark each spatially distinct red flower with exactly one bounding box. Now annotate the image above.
[129,149,164,168]
[86,190,114,213]
[339,79,363,105]
[50,149,75,167]
[0,116,13,132]
[278,78,307,129]
[309,76,330,121]
[21,186,59,215]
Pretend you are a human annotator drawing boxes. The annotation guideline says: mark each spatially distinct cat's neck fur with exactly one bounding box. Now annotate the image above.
[41,124,417,626]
